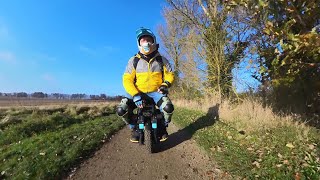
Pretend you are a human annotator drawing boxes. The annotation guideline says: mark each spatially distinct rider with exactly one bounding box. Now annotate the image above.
[116,27,175,143]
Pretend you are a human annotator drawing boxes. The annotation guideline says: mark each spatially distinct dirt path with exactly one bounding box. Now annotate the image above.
[67,123,227,180]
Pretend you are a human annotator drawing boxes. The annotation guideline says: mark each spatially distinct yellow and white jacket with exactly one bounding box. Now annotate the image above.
[123,52,174,97]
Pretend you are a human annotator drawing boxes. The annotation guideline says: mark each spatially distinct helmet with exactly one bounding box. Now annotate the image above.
[136,27,158,55]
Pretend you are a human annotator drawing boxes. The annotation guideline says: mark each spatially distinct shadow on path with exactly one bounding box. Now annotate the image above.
[158,104,220,152]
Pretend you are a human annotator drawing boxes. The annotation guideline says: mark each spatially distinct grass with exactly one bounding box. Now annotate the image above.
[172,99,320,179]
[1,98,319,179]
[0,104,124,179]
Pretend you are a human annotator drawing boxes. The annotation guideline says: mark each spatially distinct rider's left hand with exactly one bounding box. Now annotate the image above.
[158,84,168,94]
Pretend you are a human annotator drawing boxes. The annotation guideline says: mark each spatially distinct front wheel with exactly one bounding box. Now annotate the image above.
[144,126,155,153]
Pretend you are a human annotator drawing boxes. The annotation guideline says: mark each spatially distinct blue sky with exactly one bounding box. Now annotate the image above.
[0,0,166,96]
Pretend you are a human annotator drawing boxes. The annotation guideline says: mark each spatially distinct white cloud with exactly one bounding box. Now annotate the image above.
[24,53,57,68]
[79,45,118,56]
[0,20,9,40]
[103,45,118,52]
[35,53,57,62]
[0,26,9,38]
[79,45,97,55]
[0,51,16,64]
[29,53,57,65]
[42,73,55,82]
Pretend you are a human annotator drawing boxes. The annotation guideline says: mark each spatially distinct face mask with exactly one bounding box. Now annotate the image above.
[141,42,151,53]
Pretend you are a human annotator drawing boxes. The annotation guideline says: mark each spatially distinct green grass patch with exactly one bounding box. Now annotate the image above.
[0,105,124,179]
[173,107,320,179]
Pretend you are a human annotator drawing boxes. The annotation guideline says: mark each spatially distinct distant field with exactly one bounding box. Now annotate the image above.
[0,97,117,107]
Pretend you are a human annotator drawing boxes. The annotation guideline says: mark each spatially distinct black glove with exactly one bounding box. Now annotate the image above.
[158,81,171,94]
[158,85,168,94]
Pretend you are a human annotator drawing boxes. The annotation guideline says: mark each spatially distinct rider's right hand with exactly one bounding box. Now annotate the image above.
[133,95,143,108]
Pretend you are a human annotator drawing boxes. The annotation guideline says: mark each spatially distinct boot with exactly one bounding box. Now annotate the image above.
[130,128,139,143]
[160,127,168,142]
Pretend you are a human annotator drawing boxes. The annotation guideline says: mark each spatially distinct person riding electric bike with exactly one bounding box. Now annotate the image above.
[116,27,175,143]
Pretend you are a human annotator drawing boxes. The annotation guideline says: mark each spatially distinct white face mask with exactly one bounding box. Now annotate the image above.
[141,42,151,53]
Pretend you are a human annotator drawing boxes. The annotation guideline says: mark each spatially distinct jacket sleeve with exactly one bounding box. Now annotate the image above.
[161,56,175,87]
[123,57,139,97]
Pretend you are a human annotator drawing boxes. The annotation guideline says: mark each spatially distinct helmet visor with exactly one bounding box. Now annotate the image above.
[136,28,155,42]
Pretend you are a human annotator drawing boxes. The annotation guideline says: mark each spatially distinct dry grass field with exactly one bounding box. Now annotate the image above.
[0,97,118,108]
[172,98,320,178]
